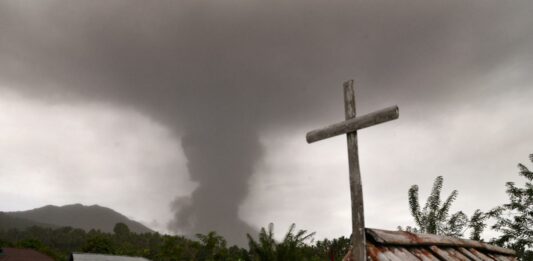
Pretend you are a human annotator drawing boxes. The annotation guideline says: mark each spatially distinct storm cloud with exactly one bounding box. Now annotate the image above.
[1,0,532,244]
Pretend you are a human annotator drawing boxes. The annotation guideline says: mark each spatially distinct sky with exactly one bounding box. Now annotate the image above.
[0,0,532,245]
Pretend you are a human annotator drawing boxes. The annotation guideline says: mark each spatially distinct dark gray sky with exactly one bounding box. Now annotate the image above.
[0,0,532,245]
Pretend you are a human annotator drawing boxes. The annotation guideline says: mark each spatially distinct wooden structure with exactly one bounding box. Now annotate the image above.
[306,80,399,260]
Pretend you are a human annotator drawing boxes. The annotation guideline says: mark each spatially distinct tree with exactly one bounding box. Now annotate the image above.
[467,209,488,241]
[247,223,315,261]
[113,223,130,236]
[247,223,277,261]
[158,235,198,261]
[407,176,469,237]
[82,235,115,254]
[467,210,485,241]
[196,231,228,261]
[489,154,533,259]
[314,236,351,261]
[276,223,316,260]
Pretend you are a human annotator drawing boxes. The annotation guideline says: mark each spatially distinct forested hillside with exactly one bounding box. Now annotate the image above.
[5,204,152,234]
[0,212,56,231]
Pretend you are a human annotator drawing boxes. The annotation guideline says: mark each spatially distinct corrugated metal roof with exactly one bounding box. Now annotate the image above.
[71,253,151,261]
[343,228,517,261]
[0,248,54,261]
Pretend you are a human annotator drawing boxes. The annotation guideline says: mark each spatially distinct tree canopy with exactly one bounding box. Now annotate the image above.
[489,154,533,259]
[406,176,469,237]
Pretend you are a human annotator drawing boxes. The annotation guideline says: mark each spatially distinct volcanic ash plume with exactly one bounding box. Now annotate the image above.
[169,124,261,245]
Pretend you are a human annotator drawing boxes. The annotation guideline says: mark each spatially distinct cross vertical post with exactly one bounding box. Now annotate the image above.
[305,79,399,261]
[344,80,366,260]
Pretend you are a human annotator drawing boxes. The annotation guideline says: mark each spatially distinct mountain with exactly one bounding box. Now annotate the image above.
[0,212,57,231]
[4,204,153,234]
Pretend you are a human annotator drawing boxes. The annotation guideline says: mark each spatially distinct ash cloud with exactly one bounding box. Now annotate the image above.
[0,0,532,244]
[170,124,261,244]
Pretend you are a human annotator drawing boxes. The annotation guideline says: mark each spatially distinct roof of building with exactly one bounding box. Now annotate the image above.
[353,228,517,261]
[71,253,151,261]
[0,248,54,261]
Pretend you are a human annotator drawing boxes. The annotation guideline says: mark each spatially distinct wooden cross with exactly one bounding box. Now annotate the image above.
[306,80,399,260]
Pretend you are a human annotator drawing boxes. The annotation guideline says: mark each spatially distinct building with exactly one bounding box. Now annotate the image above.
[0,248,54,261]
[70,253,151,261]
[343,228,517,261]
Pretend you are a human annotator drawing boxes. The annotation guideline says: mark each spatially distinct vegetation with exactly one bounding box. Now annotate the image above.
[0,223,348,261]
[404,176,470,237]
[246,223,319,261]
[467,209,488,241]
[403,154,533,260]
[488,154,533,259]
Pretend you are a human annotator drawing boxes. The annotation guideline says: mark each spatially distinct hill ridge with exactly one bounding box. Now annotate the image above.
[3,203,153,234]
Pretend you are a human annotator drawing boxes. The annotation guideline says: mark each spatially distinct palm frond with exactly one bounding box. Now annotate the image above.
[438,189,458,221]
[408,185,423,227]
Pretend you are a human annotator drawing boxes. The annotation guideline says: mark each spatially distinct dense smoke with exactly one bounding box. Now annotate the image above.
[170,125,261,244]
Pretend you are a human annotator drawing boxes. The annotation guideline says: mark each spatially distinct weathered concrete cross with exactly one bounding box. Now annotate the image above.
[306,80,399,260]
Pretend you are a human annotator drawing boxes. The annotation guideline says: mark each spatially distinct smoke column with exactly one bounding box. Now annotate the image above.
[171,124,261,244]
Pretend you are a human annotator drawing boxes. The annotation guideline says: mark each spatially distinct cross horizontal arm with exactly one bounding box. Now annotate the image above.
[306,105,399,143]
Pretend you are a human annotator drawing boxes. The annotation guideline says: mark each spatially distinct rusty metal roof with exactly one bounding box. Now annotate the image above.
[363,228,517,261]
[0,248,54,261]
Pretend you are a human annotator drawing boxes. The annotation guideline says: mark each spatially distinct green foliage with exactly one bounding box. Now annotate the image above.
[314,236,350,261]
[441,211,468,237]
[17,238,45,249]
[468,210,488,241]
[82,234,115,254]
[407,176,468,236]
[196,231,228,261]
[402,154,533,259]
[247,223,276,261]
[276,223,315,260]
[0,222,351,261]
[488,154,533,259]
[0,238,13,248]
[246,223,317,261]
[113,223,131,236]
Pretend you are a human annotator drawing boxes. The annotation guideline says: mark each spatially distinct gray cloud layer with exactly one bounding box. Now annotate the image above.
[1,0,532,244]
